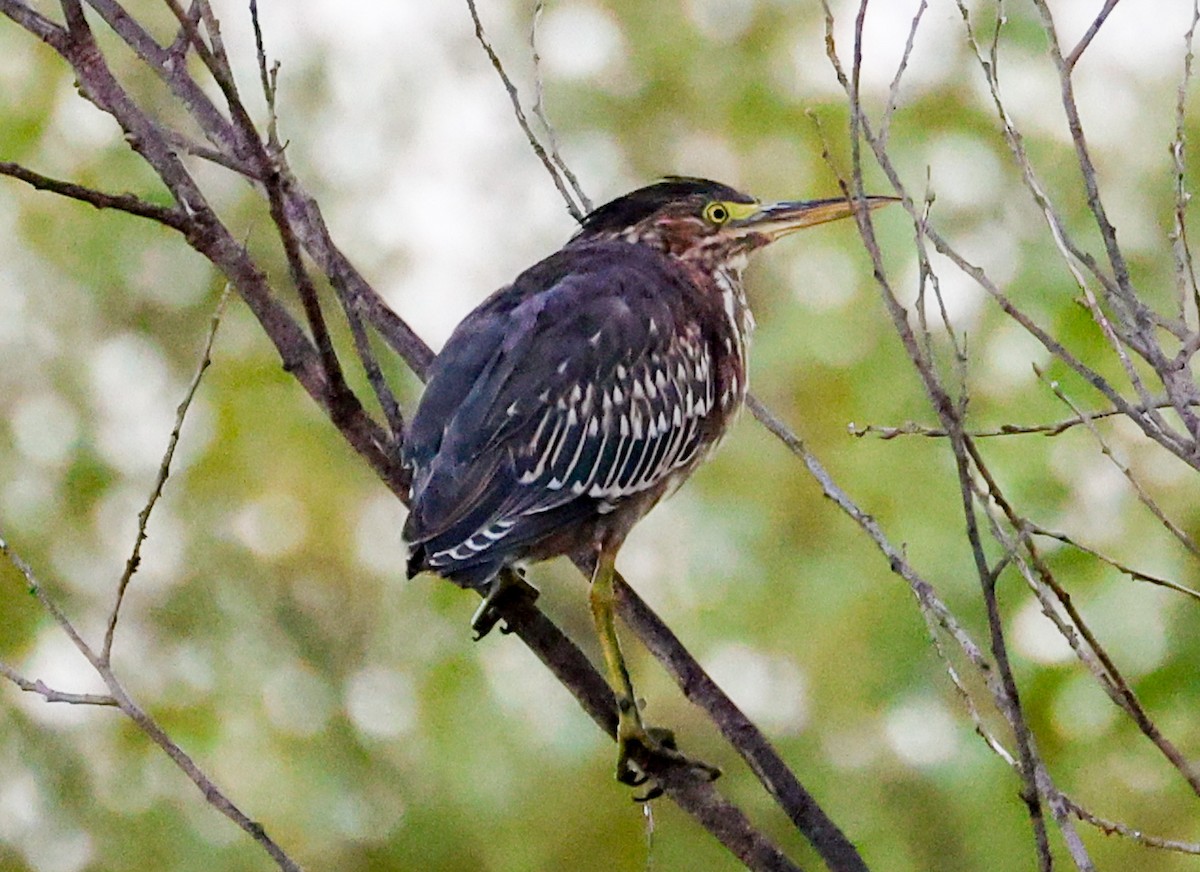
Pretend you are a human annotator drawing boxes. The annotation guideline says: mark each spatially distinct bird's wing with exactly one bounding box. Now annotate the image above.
[403,244,717,575]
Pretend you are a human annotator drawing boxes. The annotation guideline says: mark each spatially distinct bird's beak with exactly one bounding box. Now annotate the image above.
[733,195,896,241]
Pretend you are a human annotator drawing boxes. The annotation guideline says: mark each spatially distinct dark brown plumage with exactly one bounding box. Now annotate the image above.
[402,178,889,790]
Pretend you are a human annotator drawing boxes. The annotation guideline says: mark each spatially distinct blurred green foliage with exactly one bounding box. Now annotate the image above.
[2,1,1199,870]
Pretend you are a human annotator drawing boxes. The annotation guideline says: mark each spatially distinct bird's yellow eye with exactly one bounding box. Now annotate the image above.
[703,201,730,225]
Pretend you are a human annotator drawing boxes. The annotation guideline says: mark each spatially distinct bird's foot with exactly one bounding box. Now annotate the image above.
[470,569,539,640]
[616,717,721,801]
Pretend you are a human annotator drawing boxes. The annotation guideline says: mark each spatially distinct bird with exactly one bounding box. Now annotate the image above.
[402,177,890,790]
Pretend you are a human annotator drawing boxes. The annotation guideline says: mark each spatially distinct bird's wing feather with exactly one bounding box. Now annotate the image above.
[403,243,716,574]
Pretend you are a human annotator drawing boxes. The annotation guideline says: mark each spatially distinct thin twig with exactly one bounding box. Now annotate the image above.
[464,0,586,222]
[0,661,117,706]
[964,437,1200,797]
[249,0,282,150]
[879,0,927,148]
[0,161,187,228]
[1064,797,1200,854]
[1172,0,1200,332]
[926,224,1197,467]
[957,0,1177,416]
[101,287,231,665]
[1039,369,1200,559]
[1027,524,1200,601]
[746,395,994,683]
[162,0,358,423]
[529,1,591,214]
[1031,0,1200,443]
[836,3,1055,864]
[3,531,303,871]
[344,298,405,440]
[848,400,1196,440]
[1063,0,1122,73]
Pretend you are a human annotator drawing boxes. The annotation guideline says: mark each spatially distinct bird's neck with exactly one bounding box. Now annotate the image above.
[712,259,754,370]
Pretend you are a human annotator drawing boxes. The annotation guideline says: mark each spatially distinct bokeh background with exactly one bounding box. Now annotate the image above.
[2,0,1199,870]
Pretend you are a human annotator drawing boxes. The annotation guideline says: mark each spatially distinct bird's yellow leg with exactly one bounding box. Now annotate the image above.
[589,546,720,791]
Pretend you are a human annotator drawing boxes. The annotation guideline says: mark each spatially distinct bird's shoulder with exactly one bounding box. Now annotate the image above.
[408,242,691,446]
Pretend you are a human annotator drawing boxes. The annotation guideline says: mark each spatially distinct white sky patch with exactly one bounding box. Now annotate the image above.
[10,631,109,727]
[0,260,27,349]
[927,134,1004,211]
[883,695,960,767]
[10,392,79,467]
[789,246,859,311]
[263,663,336,738]
[329,790,405,842]
[685,0,757,42]
[355,493,407,577]
[1085,584,1170,678]
[480,636,590,756]
[230,491,310,560]
[0,767,43,843]
[89,334,177,477]
[0,470,57,529]
[980,320,1050,396]
[1012,597,1075,666]
[1048,448,1131,548]
[48,82,123,155]
[900,251,986,334]
[671,132,744,188]
[1051,672,1117,740]
[19,825,94,872]
[345,666,418,740]
[705,643,808,735]
[538,3,626,81]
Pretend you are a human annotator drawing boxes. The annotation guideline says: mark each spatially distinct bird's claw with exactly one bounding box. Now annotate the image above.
[615,722,721,801]
[470,570,538,640]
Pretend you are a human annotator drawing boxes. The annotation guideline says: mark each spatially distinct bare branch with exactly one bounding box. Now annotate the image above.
[101,287,231,665]
[82,0,252,165]
[529,1,591,214]
[1063,0,1122,73]
[1172,0,1200,328]
[1,533,304,870]
[963,439,1200,796]
[611,569,868,872]
[1030,0,1200,442]
[1065,798,1200,855]
[0,661,117,706]
[879,0,927,148]
[464,0,586,223]
[848,400,1195,440]
[0,161,187,228]
[926,226,1198,466]
[343,295,406,440]
[1027,524,1200,601]
[1040,370,1200,559]
[0,0,66,45]
[832,4,1054,863]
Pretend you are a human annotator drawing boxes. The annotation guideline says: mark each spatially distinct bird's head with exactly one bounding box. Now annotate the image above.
[574,176,892,270]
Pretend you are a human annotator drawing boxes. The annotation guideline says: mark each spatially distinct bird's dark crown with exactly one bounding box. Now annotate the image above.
[576,177,754,239]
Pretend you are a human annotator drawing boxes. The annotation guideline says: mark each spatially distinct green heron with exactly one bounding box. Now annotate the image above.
[403,177,888,789]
